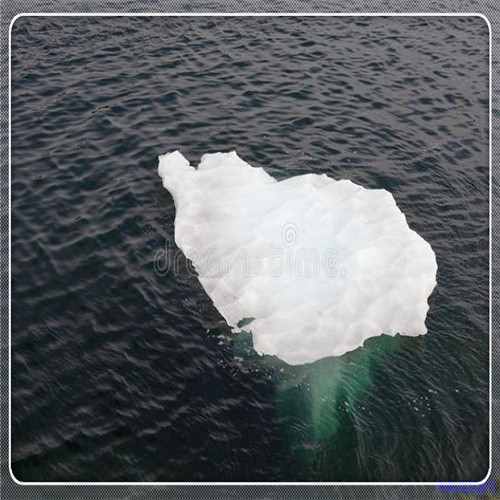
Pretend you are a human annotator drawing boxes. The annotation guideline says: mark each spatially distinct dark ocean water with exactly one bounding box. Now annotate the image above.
[10,15,489,482]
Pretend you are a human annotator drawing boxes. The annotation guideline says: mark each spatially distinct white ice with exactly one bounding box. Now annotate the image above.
[158,151,437,365]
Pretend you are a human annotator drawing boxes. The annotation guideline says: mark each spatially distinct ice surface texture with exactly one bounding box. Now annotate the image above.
[158,151,437,365]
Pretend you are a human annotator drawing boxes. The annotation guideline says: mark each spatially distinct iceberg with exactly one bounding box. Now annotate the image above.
[158,151,437,365]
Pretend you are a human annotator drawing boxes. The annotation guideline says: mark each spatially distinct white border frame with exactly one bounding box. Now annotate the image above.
[7,12,493,487]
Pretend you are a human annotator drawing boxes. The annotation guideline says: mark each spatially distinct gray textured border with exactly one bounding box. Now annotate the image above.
[1,2,496,499]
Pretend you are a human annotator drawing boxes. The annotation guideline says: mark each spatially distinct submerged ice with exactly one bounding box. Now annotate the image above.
[158,151,437,365]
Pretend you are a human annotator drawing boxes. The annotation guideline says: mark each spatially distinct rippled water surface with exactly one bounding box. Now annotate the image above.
[11,15,489,482]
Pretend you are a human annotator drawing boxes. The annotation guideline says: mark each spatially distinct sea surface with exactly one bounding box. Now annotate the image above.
[10,15,490,482]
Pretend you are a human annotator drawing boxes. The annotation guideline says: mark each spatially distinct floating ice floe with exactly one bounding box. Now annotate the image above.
[158,151,437,365]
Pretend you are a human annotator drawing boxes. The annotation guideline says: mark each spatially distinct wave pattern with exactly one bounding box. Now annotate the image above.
[11,16,489,481]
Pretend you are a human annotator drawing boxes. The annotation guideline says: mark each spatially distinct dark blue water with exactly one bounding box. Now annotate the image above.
[11,15,489,482]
